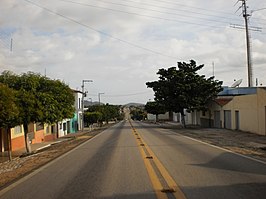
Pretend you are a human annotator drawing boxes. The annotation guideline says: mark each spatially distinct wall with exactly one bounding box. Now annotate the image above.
[199,88,266,135]
[147,112,170,121]
[11,125,25,150]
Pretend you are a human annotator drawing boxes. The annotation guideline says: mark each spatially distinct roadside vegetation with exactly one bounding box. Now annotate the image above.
[84,104,123,126]
[146,60,223,127]
[0,71,74,159]
[130,107,147,121]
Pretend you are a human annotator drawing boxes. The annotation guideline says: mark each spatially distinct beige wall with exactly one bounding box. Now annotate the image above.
[224,94,258,132]
[200,88,266,135]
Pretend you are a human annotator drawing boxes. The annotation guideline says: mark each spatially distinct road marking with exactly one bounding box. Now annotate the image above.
[129,121,186,199]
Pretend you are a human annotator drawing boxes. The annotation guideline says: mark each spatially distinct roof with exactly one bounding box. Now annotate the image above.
[214,97,233,106]
[218,87,257,96]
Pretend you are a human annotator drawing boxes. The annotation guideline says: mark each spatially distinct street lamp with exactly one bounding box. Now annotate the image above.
[82,79,93,132]
[98,92,105,105]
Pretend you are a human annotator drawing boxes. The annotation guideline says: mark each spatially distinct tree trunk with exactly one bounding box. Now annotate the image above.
[155,114,159,122]
[7,128,12,161]
[23,123,32,154]
[180,109,186,128]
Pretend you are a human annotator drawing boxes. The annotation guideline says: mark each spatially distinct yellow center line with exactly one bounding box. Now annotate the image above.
[132,128,168,199]
[129,121,186,199]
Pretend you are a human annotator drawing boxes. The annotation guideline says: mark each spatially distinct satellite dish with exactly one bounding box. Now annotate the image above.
[231,79,242,88]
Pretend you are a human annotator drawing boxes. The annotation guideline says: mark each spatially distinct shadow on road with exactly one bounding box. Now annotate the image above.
[190,152,266,176]
[182,182,266,199]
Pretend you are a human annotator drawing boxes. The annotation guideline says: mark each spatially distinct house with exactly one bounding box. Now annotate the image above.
[186,87,266,136]
[0,89,84,153]
[57,90,83,137]
[72,90,83,132]
[0,122,58,152]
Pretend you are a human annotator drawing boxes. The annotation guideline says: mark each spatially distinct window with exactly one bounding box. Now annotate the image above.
[14,126,22,135]
[36,123,44,131]
[79,98,81,109]
[51,125,57,134]
[63,123,67,131]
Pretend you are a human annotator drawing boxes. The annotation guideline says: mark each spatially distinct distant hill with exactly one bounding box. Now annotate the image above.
[84,101,144,107]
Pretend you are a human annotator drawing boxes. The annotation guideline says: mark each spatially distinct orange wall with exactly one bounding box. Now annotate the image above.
[11,135,25,151]
[44,134,57,142]
[32,130,45,144]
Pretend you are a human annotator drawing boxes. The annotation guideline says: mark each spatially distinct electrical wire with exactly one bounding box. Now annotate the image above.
[123,0,238,16]
[58,0,240,26]
[57,0,266,32]
[23,0,179,60]
[102,0,266,27]
[56,0,224,29]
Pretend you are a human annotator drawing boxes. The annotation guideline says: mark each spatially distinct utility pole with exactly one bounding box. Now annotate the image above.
[81,80,93,132]
[240,0,253,87]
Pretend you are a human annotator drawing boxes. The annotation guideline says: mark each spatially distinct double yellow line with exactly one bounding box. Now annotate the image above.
[129,121,186,199]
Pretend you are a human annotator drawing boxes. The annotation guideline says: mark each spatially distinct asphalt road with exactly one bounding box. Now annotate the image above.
[1,120,266,199]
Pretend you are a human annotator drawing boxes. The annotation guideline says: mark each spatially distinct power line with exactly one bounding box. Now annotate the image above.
[56,0,225,29]
[130,0,238,16]
[115,0,241,20]
[57,0,266,33]
[23,0,179,60]
[59,0,243,26]
[120,0,266,26]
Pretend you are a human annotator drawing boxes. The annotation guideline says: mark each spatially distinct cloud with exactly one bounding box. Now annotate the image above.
[0,0,266,104]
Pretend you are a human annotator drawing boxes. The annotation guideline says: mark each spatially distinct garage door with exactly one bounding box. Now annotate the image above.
[224,110,231,129]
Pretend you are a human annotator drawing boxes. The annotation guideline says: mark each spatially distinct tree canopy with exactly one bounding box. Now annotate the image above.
[130,108,146,121]
[0,83,20,128]
[86,104,122,125]
[145,101,166,121]
[146,60,223,126]
[0,71,75,153]
[84,111,102,126]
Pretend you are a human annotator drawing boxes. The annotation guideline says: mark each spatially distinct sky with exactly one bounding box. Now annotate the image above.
[0,0,266,105]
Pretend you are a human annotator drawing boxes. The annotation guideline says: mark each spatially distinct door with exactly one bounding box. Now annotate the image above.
[224,110,232,129]
[235,111,239,130]
[214,111,221,128]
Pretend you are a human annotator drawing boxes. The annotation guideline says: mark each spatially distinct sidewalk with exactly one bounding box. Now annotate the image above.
[0,128,92,163]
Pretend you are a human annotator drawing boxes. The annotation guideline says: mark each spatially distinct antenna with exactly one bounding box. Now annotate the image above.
[231,79,243,88]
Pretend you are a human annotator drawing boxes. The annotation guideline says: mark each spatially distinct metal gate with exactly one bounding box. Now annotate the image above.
[224,110,232,129]
[235,111,239,130]
[214,111,221,128]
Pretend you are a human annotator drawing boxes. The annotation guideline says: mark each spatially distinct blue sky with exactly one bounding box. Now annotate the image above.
[0,0,266,104]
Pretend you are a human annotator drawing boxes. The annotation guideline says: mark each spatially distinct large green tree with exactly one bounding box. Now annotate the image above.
[84,111,102,126]
[130,108,147,121]
[87,104,122,124]
[0,83,20,160]
[145,101,166,122]
[146,60,223,127]
[0,71,75,153]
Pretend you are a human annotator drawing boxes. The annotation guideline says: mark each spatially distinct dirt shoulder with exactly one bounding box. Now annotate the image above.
[0,125,111,190]
[161,124,266,163]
